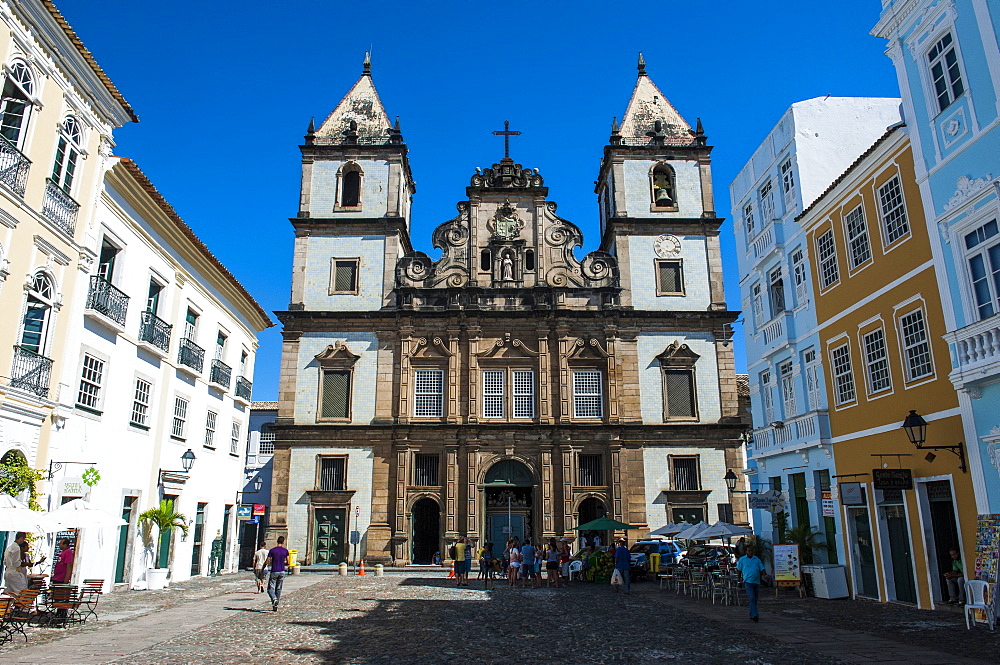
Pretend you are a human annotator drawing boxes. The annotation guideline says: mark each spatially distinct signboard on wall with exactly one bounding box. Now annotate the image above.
[872,469,913,491]
[236,505,252,521]
[773,543,801,582]
[252,504,266,516]
[821,491,836,517]
[838,483,865,506]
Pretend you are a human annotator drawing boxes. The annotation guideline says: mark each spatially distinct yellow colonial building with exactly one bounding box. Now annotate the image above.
[800,124,976,609]
[0,1,136,479]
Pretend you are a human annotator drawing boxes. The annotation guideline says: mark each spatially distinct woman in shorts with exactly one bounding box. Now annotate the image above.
[507,539,521,587]
[545,539,561,588]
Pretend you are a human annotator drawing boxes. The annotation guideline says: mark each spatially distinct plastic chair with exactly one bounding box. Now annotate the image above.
[964,580,996,631]
[567,560,584,581]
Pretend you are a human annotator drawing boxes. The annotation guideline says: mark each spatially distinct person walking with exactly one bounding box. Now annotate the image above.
[265,536,290,611]
[613,539,631,594]
[463,537,473,586]
[252,540,269,593]
[544,539,561,588]
[736,545,767,622]
[51,538,74,585]
[481,542,495,590]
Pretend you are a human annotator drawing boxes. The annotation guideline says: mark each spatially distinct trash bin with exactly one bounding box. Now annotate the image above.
[288,549,299,568]
[801,564,849,598]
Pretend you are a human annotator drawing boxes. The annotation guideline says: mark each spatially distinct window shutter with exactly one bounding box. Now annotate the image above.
[664,369,695,417]
[322,370,350,419]
[658,262,680,293]
[334,261,357,292]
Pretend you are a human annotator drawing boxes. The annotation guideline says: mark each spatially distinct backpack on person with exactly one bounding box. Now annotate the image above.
[448,544,457,559]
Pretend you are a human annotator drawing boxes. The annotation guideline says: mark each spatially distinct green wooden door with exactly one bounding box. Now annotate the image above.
[157,529,171,569]
[313,508,346,565]
[115,497,135,583]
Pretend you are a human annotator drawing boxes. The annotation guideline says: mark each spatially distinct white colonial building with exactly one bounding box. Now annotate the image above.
[45,157,272,587]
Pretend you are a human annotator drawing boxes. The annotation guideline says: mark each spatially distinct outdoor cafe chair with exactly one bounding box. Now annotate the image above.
[709,572,728,605]
[80,579,104,621]
[567,560,584,582]
[0,597,15,645]
[689,569,708,599]
[674,567,691,596]
[8,588,41,641]
[47,585,83,629]
[659,566,676,592]
[964,580,996,630]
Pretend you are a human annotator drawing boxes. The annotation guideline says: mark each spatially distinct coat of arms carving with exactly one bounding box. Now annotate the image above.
[489,199,524,239]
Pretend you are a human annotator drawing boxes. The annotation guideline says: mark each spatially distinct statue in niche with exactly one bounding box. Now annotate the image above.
[501,254,514,281]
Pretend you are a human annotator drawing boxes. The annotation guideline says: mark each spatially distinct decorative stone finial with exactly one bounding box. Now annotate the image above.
[306,117,315,134]
[363,51,371,76]
[637,52,647,77]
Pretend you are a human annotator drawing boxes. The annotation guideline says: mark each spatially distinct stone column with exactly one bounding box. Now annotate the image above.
[560,437,576,538]
[715,327,740,420]
[605,327,620,424]
[537,327,553,424]
[540,443,556,539]
[368,442,394,564]
[467,324,481,424]
[397,326,414,423]
[444,443,460,540]
[465,441,480,536]
[556,326,572,423]
[447,330,460,424]
[705,231,727,310]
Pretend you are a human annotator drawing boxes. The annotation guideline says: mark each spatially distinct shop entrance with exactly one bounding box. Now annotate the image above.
[925,480,960,602]
[578,497,608,548]
[484,460,534,555]
[880,496,917,604]
[411,498,440,564]
[848,506,878,599]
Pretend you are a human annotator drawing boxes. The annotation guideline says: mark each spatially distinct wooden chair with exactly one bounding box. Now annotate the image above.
[8,588,41,641]
[0,597,15,645]
[47,585,83,628]
[80,579,104,621]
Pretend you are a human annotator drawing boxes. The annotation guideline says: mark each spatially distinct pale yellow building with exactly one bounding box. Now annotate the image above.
[800,125,976,609]
[0,1,135,478]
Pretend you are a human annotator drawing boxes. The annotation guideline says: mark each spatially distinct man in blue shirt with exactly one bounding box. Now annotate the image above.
[736,545,767,622]
[614,540,631,594]
[520,538,539,589]
[265,536,291,612]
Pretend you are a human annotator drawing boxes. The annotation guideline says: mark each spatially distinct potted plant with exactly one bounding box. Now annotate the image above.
[138,499,188,590]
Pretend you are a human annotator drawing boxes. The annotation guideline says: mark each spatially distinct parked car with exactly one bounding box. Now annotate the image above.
[680,544,736,569]
[629,540,685,573]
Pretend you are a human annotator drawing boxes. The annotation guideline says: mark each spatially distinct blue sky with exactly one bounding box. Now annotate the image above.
[58,0,900,400]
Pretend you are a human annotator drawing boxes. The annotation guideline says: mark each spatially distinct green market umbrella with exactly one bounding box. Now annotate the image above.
[573,517,635,531]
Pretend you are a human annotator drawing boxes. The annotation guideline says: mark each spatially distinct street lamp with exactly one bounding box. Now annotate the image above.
[900,409,966,472]
[253,476,263,492]
[181,449,196,472]
[159,449,198,485]
[724,469,738,492]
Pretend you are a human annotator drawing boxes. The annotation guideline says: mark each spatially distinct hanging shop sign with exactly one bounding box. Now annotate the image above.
[822,491,836,517]
[872,468,913,491]
[252,504,266,516]
[236,505,253,520]
[838,482,865,506]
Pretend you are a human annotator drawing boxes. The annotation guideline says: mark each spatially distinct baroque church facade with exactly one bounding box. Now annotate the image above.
[269,55,747,565]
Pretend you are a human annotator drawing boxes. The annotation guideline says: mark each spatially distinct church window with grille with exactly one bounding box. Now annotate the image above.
[577,454,603,486]
[482,369,535,419]
[319,369,351,420]
[656,259,684,295]
[670,456,700,491]
[658,341,699,421]
[318,456,347,491]
[414,453,440,486]
[259,423,275,455]
[482,369,504,418]
[329,259,358,294]
[414,369,444,418]
[572,370,603,418]
[1,59,34,148]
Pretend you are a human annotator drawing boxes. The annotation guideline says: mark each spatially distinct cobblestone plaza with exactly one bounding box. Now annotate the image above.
[0,572,996,664]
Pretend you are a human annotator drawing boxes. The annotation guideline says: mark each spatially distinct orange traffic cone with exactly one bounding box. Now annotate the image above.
[447,560,455,578]
[358,559,366,575]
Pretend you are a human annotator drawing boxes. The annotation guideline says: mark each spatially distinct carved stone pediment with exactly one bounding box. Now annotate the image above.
[477,333,539,359]
[565,337,611,360]
[409,336,454,359]
[656,341,700,367]
[315,341,361,368]
[488,199,524,240]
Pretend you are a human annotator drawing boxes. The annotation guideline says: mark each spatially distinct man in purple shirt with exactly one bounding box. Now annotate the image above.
[614,540,631,594]
[264,536,290,611]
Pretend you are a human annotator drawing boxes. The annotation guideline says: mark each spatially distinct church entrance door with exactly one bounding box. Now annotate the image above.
[483,460,534,556]
[313,508,346,565]
[411,498,440,564]
[577,497,608,549]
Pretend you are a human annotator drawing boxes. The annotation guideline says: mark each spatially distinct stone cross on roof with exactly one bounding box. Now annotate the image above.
[492,120,521,159]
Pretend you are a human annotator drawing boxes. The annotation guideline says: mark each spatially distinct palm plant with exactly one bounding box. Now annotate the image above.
[783,523,828,565]
[139,499,189,567]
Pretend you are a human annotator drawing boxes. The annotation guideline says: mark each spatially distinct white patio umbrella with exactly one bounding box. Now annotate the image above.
[650,521,686,536]
[48,499,126,529]
[0,494,63,533]
[674,521,710,541]
[696,521,753,541]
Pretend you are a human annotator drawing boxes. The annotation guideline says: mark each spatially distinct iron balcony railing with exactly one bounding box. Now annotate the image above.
[210,358,232,388]
[139,310,172,352]
[42,178,80,237]
[0,135,30,196]
[235,376,252,401]
[10,345,53,398]
[86,275,129,326]
[178,337,205,373]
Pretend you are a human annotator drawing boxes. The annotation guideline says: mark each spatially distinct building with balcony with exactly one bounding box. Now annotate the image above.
[874,0,1000,516]
[800,124,975,609]
[267,55,748,566]
[46,157,272,587]
[730,97,901,561]
[238,401,276,567]
[0,0,136,525]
